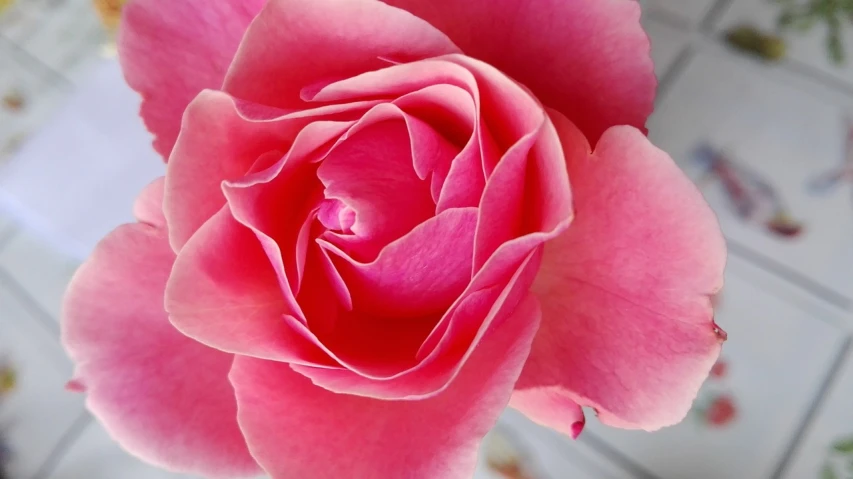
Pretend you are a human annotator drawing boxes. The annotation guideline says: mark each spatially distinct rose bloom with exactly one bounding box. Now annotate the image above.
[62,0,727,477]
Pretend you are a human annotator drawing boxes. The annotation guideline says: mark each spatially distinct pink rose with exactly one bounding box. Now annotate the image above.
[62,0,727,477]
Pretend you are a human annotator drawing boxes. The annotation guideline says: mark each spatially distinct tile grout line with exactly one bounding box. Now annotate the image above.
[726,239,853,312]
[770,336,853,479]
[0,34,72,90]
[700,0,736,34]
[654,43,697,108]
[684,0,853,108]
[579,431,662,479]
[0,265,60,337]
[0,227,17,253]
[780,56,853,99]
[31,411,92,479]
[644,7,693,33]
[522,422,642,479]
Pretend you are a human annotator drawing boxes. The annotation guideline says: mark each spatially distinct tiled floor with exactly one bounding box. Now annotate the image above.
[1,1,853,479]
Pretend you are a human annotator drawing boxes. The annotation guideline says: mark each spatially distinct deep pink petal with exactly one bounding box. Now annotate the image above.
[118,0,265,159]
[292,246,542,398]
[317,119,436,261]
[383,0,656,143]
[393,85,479,205]
[166,206,333,366]
[223,120,354,311]
[427,57,572,272]
[307,60,485,210]
[165,90,374,251]
[320,207,477,318]
[229,296,540,479]
[223,0,460,109]
[62,223,259,477]
[517,124,727,431]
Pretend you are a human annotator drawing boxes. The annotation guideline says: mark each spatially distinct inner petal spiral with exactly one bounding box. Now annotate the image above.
[316,120,435,262]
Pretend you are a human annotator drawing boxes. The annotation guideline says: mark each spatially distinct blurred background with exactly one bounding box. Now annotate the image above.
[0,0,852,478]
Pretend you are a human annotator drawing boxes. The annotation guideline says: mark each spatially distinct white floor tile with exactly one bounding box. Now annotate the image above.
[0,282,84,478]
[644,17,690,80]
[0,0,59,43]
[647,0,716,25]
[47,420,201,479]
[0,211,15,243]
[5,0,106,76]
[0,39,70,168]
[0,229,79,322]
[781,348,853,479]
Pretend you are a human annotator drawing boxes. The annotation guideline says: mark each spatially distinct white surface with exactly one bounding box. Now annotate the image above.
[48,420,200,479]
[0,212,14,240]
[782,351,853,479]
[0,0,106,74]
[648,0,716,24]
[0,58,164,260]
[0,38,70,166]
[0,229,79,321]
[0,283,84,478]
[646,17,690,81]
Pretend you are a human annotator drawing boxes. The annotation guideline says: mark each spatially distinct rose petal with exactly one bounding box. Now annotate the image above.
[307,60,487,211]
[320,207,478,318]
[383,0,656,143]
[223,120,354,309]
[118,0,265,159]
[292,247,542,398]
[516,124,726,431]
[166,206,333,366]
[167,207,443,378]
[430,57,573,272]
[165,90,376,251]
[132,177,166,228]
[223,0,460,109]
[317,118,437,261]
[62,187,259,477]
[229,296,541,479]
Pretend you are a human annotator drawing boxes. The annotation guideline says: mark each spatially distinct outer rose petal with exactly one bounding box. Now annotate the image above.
[515,124,727,431]
[118,0,265,159]
[61,185,259,478]
[223,0,460,109]
[383,0,656,143]
[230,297,541,479]
[509,387,585,439]
[132,177,166,228]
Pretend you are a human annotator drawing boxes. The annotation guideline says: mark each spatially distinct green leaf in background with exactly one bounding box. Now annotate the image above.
[827,31,845,63]
[821,462,838,479]
[773,0,853,64]
[833,437,853,454]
